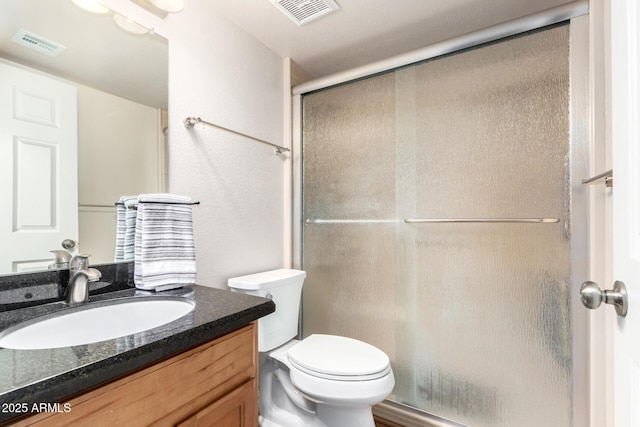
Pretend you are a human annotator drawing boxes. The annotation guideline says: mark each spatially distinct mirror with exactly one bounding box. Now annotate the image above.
[0,0,168,276]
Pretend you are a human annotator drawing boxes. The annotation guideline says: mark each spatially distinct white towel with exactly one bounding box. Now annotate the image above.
[114,197,126,262]
[134,193,196,291]
[123,196,139,262]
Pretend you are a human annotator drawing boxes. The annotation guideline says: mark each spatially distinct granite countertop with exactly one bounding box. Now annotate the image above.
[0,269,275,425]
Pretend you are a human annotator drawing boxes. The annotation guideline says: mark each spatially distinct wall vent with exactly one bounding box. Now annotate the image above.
[273,0,340,26]
[11,29,66,57]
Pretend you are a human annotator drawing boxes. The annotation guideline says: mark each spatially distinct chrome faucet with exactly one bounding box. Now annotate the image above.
[49,250,72,269]
[65,254,101,305]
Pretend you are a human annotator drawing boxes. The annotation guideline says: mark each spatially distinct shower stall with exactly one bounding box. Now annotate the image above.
[295,17,589,427]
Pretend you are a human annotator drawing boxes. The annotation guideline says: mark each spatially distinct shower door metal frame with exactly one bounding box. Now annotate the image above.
[290,6,591,427]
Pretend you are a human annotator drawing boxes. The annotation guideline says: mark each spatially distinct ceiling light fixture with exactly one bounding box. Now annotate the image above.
[149,0,184,13]
[71,0,110,14]
[128,0,183,18]
[113,13,150,34]
[71,0,154,35]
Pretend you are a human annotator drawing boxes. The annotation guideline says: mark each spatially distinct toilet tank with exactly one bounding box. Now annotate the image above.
[227,269,306,352]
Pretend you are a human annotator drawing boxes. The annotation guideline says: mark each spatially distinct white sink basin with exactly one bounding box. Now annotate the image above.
[0,297,195,350]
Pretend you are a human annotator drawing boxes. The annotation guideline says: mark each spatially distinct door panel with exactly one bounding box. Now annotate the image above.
[0,61,78,274]
[13,85,61,127]
[610,0,640,424]
[14,137,57,230]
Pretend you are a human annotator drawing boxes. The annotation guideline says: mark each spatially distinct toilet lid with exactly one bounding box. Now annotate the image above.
[287,334,390,381]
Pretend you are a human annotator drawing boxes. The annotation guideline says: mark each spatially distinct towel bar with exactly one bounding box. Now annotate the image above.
[582,169,613,187]
[184,116,290,155]
[115,201,200,208]
[403,218,560,224]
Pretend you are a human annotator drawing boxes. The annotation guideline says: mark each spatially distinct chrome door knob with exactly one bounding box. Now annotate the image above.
[580,280,628,317]
[61,239,76,250]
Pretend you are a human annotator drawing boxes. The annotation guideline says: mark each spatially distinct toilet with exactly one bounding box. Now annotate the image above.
[228,269,395,427]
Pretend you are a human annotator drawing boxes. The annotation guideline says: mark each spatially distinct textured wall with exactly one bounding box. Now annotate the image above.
[101,0,286,288]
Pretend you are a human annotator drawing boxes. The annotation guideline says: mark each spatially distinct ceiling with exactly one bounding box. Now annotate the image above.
[206,0,577,79]
[0,0,168,109]
[0,0,577,108]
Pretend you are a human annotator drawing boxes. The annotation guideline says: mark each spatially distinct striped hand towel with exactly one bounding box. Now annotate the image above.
[123,197,139,262]
[134,193,196,291]
[114,197,126,262]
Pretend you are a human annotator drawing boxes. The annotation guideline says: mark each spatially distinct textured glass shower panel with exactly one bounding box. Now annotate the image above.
[302,25,571,427]
[302,74,398,351]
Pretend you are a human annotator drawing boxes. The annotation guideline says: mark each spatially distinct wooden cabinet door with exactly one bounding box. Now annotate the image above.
[177,379,257,427]
[13,324,258,427]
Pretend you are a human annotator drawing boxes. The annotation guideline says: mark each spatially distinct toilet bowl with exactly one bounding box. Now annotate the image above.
[228,269,394,427]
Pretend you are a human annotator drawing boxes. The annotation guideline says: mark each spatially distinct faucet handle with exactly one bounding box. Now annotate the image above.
[70,253,92,271]
[49,250,72,269]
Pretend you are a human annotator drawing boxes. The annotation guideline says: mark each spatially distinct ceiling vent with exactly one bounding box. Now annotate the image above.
[273,0,340,26]
[11,29,66,57]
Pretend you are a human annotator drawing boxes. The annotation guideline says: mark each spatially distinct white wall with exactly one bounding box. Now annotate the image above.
[77,84,162,264]
[588,1,614,425]
[101,0,286,288]
[78,85,161,205]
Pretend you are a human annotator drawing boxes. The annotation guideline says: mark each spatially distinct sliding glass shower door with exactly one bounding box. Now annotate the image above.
[301,23,587,427]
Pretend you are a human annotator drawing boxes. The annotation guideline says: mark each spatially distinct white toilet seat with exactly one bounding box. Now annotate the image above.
[280,334,395,406]
[289,361,395,406]
[287,334,391,381]
[288,358,391,381]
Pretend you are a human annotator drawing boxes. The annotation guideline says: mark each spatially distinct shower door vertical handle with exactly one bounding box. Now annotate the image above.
[580,281,628,316]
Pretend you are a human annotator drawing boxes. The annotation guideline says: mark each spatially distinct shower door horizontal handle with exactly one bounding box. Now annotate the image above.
[305,219,399,224]
[305,218,560,224]
[403,218,560,224]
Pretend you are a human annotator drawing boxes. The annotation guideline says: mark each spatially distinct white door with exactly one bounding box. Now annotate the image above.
[0,61,78,274]
[610,0,640,425]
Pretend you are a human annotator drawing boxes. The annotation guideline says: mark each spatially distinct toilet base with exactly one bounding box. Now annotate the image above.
[259,349,380,427]
[315,405,375,427]
[259,406,375,427]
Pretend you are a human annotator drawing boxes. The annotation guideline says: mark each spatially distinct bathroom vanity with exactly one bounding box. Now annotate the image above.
[12,324,258,426]
[0,264,274,426]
